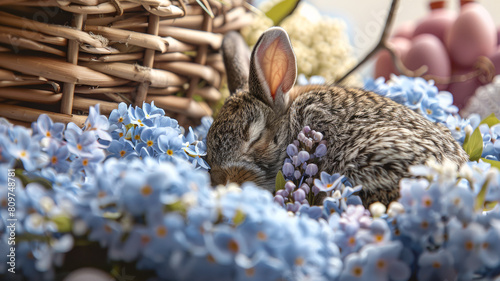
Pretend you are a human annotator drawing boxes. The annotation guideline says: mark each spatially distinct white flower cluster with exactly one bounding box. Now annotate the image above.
[241,1,359,85]
[462,75,500,119]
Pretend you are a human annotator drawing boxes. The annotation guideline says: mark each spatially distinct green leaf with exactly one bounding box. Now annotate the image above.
[51,215,72,232]
[479,113,500,127]
[275,171,286,192]
[233,209,246,225]
[463,127,483,161]
[480,158,500,170]
[265,0,301,26]
[484,201,498,211]
[475,179,490,212]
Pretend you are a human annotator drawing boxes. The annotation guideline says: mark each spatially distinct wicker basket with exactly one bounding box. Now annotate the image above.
[0,0,252,127]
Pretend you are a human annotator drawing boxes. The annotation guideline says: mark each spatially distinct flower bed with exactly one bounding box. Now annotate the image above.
[1,76,500,280]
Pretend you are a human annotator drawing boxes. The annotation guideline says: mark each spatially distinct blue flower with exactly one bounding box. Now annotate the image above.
[447,220,484,277]
[83,104,112,144]
[44,141,69,173]
[158,128,188,161]
[34,114,65,140]
[107,139,136,159]
[64,125,98,158]
[314,172,344,193]
[6,127,40,171]
[108,102,129,125]
[142,101,165,119]
[418,249,457,281]
[70,149,105,175]
[128,105,154,127]
[185,141,210,170]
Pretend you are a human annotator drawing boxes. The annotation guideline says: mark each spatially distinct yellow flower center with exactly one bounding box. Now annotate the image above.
[77,144,83,151]
[376,259,386,269]
[257,231,267,240]
[167,149,174,156]
[432,261,441,268]
[51,156,58,164]
[119,132,124,138]
[19,150,27,158]
[156,226,168,238]
[120,150,126,157]
[352,266,363,277]
[118,117,124,123]
[147,140,154,147]
[82,159,89,166]
[228,239,239,253]
[46,132,51,137]
[245,268,255,277]
[348,236,356,246]
[295,257,304,266]
[465,240,474,251]
[141,235,151,245]
[134,135,141,140]
[141,185,153,196]
[426,109,432,115]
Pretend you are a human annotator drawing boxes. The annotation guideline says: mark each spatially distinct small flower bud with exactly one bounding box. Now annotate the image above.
[286,202,300,212]
[315,144,327,157]
[312,185,320,196]
[293,140,300,147]
[274,195,285,206]
[305,163,318,176]
[287,143,298,157]
[302,126,311,134]
[387,202,405,218]
[282,163,294,178]
[304,139,312,148]
[292,155,300,167]
[293,189,306,202]
[369,202,387,218]
[294,170,302,180]
[298,151,310,163]
[297,132,306,142]
[300,183,310,194]
[285,181,296,193]
[313,132,323,142]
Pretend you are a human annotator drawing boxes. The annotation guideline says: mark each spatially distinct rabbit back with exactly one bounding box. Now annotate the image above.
[288,85,469,206]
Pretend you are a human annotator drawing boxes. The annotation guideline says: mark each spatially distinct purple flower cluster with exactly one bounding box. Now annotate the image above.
[274,126,362,218]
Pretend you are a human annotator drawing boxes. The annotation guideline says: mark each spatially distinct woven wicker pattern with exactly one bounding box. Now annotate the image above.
[0,0,252,127]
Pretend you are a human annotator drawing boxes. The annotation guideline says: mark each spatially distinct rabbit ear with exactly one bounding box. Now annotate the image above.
[249,27,297,112]
[221,31,251,94]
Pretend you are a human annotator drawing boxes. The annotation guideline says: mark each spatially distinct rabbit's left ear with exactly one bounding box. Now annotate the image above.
[249,27,297,113]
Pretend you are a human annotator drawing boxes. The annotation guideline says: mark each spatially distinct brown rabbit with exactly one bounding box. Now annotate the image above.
[206,27,469,206]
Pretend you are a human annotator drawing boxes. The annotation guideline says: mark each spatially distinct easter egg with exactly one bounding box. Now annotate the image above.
[404,34,450,90]
[446,2,497,67]
[392,22,415,40]
[413,9,457,44]
[447,67,482,110]
[374,37,411,80]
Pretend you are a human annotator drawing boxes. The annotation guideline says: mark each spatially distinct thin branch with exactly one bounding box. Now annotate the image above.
[336,0,400,84]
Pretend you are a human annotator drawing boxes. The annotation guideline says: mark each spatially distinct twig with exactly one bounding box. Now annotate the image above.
[337,0,400,84]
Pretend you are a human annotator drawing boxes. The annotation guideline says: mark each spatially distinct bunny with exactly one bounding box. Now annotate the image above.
[206,27,469,207]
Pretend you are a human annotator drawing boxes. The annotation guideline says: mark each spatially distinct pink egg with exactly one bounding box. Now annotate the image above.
[403,34,450,90]
[374,37,411,80]
[447,67,482,110]
[446,2,497,67]
[414,9,457,44]
[392,22,415,40]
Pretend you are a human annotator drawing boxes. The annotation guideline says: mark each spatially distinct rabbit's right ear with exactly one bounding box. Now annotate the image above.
[249,27,297,113]
[221,31,251,94]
